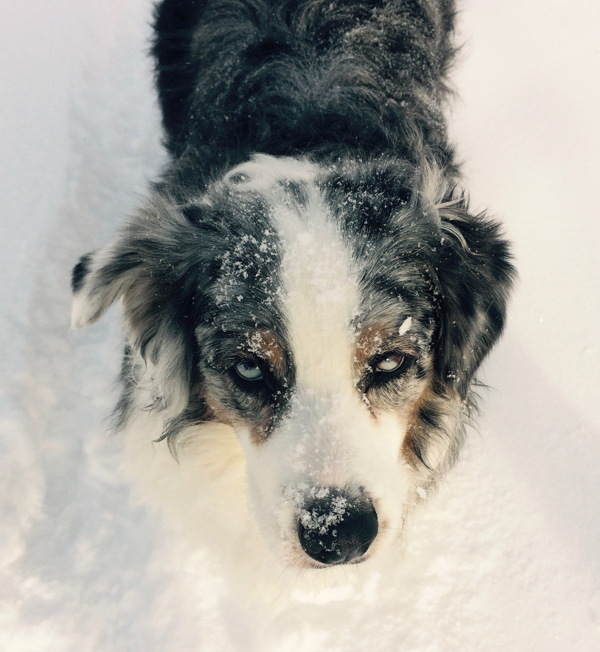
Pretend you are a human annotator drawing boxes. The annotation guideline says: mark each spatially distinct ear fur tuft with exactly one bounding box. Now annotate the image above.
[433,195,516,398]
[71,253,92,293]
[70,245,137,329]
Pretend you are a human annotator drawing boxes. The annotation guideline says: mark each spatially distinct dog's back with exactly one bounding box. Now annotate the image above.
[153,0,457,174]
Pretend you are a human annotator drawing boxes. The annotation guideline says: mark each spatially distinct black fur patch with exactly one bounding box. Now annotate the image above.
[71,253,92,292]
[153,0,459,183]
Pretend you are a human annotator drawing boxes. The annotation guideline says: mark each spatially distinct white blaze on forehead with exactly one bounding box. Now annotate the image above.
[225,154,360,391]
[279,217,358,389]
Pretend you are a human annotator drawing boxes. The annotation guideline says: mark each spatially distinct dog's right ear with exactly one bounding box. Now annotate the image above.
[71,243,141,329]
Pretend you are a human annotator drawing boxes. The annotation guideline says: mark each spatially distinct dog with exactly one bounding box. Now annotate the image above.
[72,0,514,574]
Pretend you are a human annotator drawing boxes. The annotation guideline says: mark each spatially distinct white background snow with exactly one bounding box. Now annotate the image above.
[1,0,599,649]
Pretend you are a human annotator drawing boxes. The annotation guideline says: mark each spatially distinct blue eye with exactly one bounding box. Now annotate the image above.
[234,360,264,381]
[375,353,406,373]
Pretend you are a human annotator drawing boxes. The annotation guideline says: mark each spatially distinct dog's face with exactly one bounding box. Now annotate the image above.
[72,154,513,568]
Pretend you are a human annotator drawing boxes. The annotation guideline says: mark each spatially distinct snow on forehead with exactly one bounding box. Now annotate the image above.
[223,153,356,311]
[277,206,354,307]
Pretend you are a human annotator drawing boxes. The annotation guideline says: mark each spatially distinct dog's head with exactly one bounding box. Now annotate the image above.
[72,154,513,567]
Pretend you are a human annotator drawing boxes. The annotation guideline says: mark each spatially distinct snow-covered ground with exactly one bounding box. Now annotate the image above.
[2,1,599,650]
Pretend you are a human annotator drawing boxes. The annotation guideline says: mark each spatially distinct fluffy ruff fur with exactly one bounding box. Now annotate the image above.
[72,0,514,575]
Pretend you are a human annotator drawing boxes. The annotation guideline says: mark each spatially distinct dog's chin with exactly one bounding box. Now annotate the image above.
[303,553,372,570]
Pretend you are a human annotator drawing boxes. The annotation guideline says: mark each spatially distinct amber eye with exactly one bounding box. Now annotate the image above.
[234,360,264,381]
[375,353,406,373]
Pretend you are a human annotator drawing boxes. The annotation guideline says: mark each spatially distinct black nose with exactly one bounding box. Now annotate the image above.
[297,490,378,565]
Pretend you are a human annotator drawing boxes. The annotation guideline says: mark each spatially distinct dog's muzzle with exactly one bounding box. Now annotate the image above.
[297,489,378,566]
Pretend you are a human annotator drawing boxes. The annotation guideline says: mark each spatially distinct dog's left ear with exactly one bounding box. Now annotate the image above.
[70,199,206,415]
[431,194,516,399]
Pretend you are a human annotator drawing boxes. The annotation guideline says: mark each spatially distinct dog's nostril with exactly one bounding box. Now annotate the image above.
[297,493,378,566]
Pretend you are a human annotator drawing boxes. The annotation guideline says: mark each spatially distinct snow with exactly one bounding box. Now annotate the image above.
[2,0,600,650]
[398,317,412,336]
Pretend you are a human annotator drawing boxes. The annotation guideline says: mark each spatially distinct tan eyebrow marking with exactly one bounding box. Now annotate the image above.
[354,323,389,373]
[244,329,286,374]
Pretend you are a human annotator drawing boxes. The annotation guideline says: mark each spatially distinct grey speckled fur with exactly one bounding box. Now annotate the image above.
[71,0,515,568]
